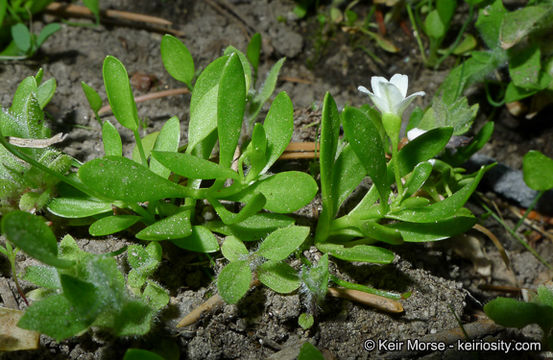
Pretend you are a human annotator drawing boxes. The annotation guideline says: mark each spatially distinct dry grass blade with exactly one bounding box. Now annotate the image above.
[327,287,404,313]
[176,293,223,328]
[473,224,511,270]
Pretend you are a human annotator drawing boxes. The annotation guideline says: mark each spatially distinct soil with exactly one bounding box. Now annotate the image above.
[1,1,553,359]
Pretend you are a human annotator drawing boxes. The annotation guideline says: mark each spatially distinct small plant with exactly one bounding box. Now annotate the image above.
[0,69,71,214]
[1,211,168,341]
[484,284,553,350]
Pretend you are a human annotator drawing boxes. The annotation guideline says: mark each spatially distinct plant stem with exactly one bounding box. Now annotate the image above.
[406,3,427,64]
[133,129,148,167]
[514,191,544,231]
[434,4,475,69]
[391,140,404,195]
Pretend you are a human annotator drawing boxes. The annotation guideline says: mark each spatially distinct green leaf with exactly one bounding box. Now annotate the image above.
[60,274,100,323]
[218,260,252,304]
[102,120,122,156]
[205,213,295,241]
[17,294,89,341]
[504,82,537,103]
[78,156,189,202]
[424,10,446,39]
[403,162,433,199]
[161,34,195,87]
[1,211,73,268]
[475,0,506,49]
[103,56,139,131]
[436,0,456,27]
[298,342,324,360]
[257,260,299,294]
[244,123,268,179]
[442,121,494,166]
[523,150,553,191]
[247,33,262,73]
[124,349,166,360]
[218,54,246,168]
[11,23,31,53]
[452,34,477,55]
[22,265,60,289]
[47,197,113,218]
[136,210,192,240]
[387,165,489,223]
[397,127,453,177]
[257,226,309,261]
[171,225,219,253]
[36,23,61,48]
[150,116,180,179]
[390,214,477,242]
[37,78,56,109]
[89,215,141,236]
[81,81,102,113]
[343,106,389,204]
[187,55,228,153]
[420,97,477,136]
[112,300,153,336]
[537,286,553,308]
[317,243,395,264]
[484,297,553,331]
[151,151,239,180]
[319,92,341,216]
[128,242,162,277]
[332,144,365,210]
[261,92,294,173]
[508,45,542,90]
[143,281,169,310]
[229,171,318,213]
[82,0,100,22]
[500,4,553,50]
[248,58,286,121]
[298,313,314,330]
[302,253,329,301]
[223,46,252,93]
[221,236,249,262]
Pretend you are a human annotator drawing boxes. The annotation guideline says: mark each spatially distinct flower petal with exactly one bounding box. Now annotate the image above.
[358,85,372,95]
[390,74,408,98]
[381,82,404,115]
[368,92,390,114]
[371,76,388,99]
[396,91,425,117]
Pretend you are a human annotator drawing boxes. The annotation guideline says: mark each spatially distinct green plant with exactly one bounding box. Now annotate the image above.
[0,69,71,214]
[1,211,168,341]
[438,0,553,107]
[484,284,553,350]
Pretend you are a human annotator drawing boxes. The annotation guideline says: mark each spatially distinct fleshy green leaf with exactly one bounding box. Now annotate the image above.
[403,162,433,199]
[209,193,266,225]
[298,342,324,360]
[171,225,219,253]
[261,92,294,173]
[247,33,262,73]
[257,226,309,261]
[343,106,388,204]
[229,171,318,213]
[1,211,73,268]
[37,78,56,109]
[221,236,248,262]
[205,213,295,241]
[523,150,553,191]
[124,349,166,360]
[248,58,286,121]
[387,165,489,223]
[78,156,189,202]
[36,23,61,48]
[136,210,192,240]
[484,297,553,331]
[257,260,299,294]
[424,10,446,39]
[102,120,122,157]
[397,127,453,177]
[317,243,395,264]
[319,92,341,216]
[187,55,228,153]
[223,46,252,93]
[89,215,141,236]
[132,132,159,164]
[150,116,180,179]
[160,35,195,87]
[332,144,365,210]
[47,197,113,218]
[218,260,252,304]
[81,81,103,113]
[11,23,31,53]
[390,213,477,242]
[151,151,239,180]
[218,54,246,168]
[103,56,139,131]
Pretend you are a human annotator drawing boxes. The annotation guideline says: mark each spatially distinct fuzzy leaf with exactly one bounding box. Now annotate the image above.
[218,260,252,304]
[103,56,139,131]
[37,78,56,109]
[257,260,299,294]
[1,211,73,268]
[143,281,169,311]
[221,236,249,262]
[22,265,60,289]
[257,226,309,261]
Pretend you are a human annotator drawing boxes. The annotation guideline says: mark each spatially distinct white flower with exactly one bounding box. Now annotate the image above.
[358,74,425,117]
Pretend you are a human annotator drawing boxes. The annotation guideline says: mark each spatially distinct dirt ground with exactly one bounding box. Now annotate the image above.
[1,1,553,359]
